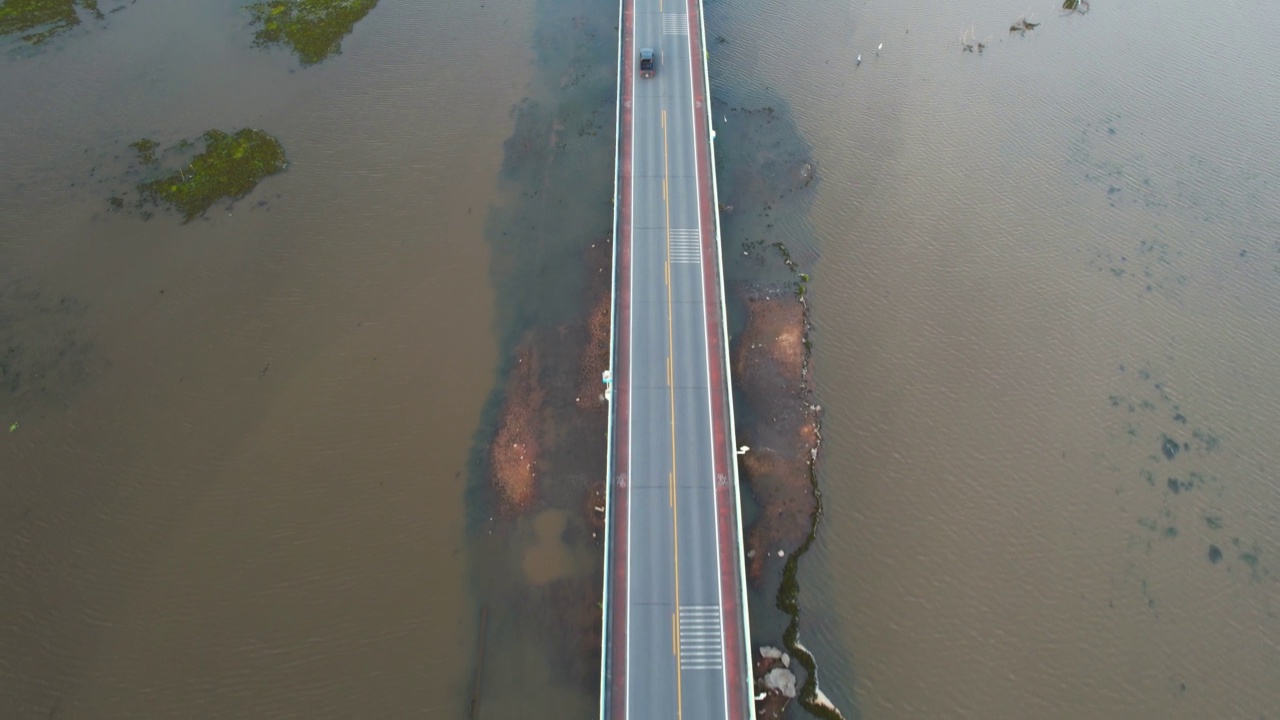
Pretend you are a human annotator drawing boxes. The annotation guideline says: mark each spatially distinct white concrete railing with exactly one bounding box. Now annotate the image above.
[693,0,758,716]
[597,0,626,714]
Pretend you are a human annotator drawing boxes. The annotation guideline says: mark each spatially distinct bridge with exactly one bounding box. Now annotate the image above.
[598,0,756,715]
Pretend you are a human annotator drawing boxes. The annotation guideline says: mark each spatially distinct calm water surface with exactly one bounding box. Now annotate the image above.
[2,1,532,715]
[5,0,1279,717]
[709,0,1279,716]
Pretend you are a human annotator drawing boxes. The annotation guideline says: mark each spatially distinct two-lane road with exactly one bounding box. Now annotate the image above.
[603,0,752,716]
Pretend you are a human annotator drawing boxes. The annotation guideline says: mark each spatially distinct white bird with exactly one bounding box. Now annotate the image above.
[877,42,883,55]
[856,54,861,65]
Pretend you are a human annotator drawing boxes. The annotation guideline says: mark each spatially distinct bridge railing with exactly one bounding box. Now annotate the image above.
[597,0,626,714]
[598,0,756,714]
[692,0,758,716]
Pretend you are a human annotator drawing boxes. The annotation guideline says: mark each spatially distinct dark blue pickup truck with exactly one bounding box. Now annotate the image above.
[639,48,655,78]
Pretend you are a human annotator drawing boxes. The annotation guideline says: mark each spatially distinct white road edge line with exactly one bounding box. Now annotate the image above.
[599,0,624,713]
[694,0,757,710]
[624,4,636,719]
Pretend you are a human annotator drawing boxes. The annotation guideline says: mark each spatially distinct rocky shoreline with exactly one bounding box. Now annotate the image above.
[733,285,820,586]
[731,269,843,719]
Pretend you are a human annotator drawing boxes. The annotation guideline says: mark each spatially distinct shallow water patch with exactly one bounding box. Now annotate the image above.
[0,277,101,423]
[705,61,843,714]
[461,0,617,711]
[1106,360,1273,609]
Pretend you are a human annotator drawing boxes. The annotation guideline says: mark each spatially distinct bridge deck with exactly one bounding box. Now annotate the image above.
[600,0,753,716]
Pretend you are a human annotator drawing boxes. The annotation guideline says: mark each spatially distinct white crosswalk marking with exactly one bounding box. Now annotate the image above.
[678,605,724,670]
[669,228,701,264]
[663,13,689,35]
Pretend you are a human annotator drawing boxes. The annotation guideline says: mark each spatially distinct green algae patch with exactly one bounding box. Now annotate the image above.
[0,0,101,45]
[136,129,287,223]
[129,138,159,166]
[248,0,381,66]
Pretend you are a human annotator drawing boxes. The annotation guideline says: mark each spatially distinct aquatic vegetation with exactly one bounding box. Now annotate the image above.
[247,0,381,66]
[1010,15,1039,33]
[732,279,838,717]
[959,26,987,54]
[775,453,844,720]
[1191,427,1220,452]
[1063,0,1091,14]
[128,138,159,165]
[0,0,101,45]
[136,129,287,222]
[1,278,98,416]
[713,70,836,716]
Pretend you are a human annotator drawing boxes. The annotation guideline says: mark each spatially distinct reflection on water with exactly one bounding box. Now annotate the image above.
[712,0,1280,715]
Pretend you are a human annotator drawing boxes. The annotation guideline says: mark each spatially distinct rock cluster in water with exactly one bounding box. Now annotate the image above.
[755,645,797,718]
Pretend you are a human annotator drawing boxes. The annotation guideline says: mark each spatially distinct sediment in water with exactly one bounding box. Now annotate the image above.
[708,70,844,714]
[489,339,543,516]
[730,271,841,719]
[465,0,618,695]
[732,286,819,585]
[575,241,613,417]
[470,230,612,704]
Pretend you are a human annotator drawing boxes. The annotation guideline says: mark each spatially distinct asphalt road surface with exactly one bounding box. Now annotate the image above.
[613,0,748,716]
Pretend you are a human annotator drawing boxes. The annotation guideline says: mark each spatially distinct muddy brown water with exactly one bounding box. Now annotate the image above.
[5,0,1279,718]
[707,0,1280,716]
[2,1,535,715]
